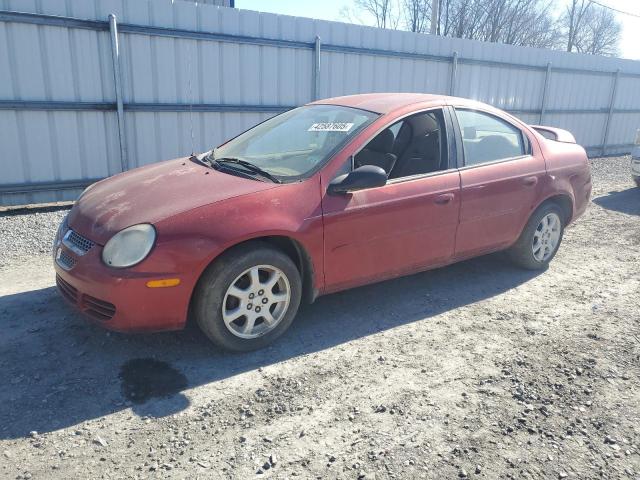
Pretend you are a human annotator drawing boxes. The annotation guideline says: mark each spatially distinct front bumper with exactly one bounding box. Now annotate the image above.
[53,232,192,333]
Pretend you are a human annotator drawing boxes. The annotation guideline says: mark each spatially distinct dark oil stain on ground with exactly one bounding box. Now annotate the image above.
[119,358,188,404]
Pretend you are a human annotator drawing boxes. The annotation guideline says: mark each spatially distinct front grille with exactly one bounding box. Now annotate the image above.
[56,249,76,270]
[56,275,78,303]
[63,229,95,255]
[83,295,116,321]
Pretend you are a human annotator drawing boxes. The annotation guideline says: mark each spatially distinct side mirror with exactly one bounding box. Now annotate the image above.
[327,165,387,195]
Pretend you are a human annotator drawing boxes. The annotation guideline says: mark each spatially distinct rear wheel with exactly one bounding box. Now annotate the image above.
[506,203,564,270]
[634,176,640,188]
[193,243,301,351]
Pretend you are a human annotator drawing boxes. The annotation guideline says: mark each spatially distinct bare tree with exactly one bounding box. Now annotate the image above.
[402,0,431,33]
[345,0,621,56]
[433,0,560,47]
[563,0,592,52]
[497,0,561,49]
[562,1,621,56]
[352,0,401,29]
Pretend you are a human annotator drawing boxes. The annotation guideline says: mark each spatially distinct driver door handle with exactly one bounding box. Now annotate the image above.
[523,176,538,186]
[434,193,455,205]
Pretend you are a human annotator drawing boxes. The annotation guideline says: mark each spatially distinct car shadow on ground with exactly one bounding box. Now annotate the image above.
[0,253,540,439]
[592,187,640,216]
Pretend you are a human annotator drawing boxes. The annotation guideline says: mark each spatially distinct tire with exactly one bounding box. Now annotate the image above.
[506,202,565,270]
[193,243,302,352]
[634,177,640,188]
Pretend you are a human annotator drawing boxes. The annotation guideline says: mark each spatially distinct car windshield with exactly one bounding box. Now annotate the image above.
[211,105,378,181]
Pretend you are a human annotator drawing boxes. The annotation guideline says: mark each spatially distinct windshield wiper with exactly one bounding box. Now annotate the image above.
[213,157,281,184]
[190,153,214,169]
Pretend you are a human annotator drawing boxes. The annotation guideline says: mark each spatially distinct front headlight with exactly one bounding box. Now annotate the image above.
[102,224,156,268]
[53,214,69,250]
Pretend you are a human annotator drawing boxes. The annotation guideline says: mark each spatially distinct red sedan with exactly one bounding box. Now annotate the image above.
[53,93,591,351]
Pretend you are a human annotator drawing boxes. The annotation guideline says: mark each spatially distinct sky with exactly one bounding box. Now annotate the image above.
[235,0,640,60]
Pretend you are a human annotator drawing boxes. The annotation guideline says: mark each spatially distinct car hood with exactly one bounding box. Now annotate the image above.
[68,157,278,244]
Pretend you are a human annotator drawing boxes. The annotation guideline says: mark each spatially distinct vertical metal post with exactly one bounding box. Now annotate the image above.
[539,62,551,124]
[449,51,458,96]
[313,36,321,101]
[109,14,127,172]
[602,69,620,156]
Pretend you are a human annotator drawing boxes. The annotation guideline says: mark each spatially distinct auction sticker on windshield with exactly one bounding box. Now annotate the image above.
[308,122,354,132]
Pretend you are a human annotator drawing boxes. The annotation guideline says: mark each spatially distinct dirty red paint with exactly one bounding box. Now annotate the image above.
[54,94,591,332]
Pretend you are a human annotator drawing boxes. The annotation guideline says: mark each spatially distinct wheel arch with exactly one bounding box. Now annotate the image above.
[511,193,574,250]
[536,193,574,224]
[190,235,318,316]
[257,235,317,305]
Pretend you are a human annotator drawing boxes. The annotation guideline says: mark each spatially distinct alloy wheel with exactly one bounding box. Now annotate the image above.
[222,265,291,339]
[532,212,561,262]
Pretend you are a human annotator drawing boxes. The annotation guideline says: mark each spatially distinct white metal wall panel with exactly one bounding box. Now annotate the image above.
[455,64,546,111]
[615,76,640,110]
[124,111,269,169]
[608,113,640,146]
[323,53,450,97]
[510,113,539,126]
[0,110,119,180]
[544,112,608,147]
[547,71,613,110]
[179,0,230,6]
[1,0,640,206]
[0,9,114,102]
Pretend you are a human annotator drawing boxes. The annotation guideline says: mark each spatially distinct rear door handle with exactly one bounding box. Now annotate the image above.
[434,193,455,205]
[523,176,538,186]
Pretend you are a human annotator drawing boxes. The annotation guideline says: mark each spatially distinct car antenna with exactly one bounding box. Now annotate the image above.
[187,35,195,156]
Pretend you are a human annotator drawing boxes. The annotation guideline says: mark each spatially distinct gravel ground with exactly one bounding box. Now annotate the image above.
[0,156,639,479]
[0,208,68,269]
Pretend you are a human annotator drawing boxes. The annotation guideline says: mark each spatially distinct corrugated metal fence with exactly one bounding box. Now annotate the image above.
[1,0,640,206]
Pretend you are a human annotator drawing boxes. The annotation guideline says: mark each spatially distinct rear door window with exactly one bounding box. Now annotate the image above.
[455,109,526,167]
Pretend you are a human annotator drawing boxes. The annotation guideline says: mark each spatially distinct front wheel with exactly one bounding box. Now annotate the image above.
[506,203,565,270]
[193,244,302,352]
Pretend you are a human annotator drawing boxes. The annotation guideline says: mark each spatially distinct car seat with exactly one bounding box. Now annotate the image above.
[354,129,397,175]
[390,114,441,178]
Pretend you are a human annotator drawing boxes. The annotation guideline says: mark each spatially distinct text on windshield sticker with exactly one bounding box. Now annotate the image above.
[308,122,354,132]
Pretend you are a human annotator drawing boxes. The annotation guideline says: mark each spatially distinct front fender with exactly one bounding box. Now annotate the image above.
[153,177,325,296]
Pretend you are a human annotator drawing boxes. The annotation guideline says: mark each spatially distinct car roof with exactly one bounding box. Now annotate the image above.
[308,93,487,115]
